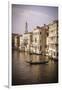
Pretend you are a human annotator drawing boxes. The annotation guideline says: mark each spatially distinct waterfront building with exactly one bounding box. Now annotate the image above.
[20,21,33,52]
[48,20,58,59]
[23,32,32,52]
[12,33,20,49]
[45,27,49,56]
[19,35,25,51]
[31,25,48,54]
[12,20,58,58]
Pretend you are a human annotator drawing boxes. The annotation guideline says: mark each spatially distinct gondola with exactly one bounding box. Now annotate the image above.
[26,60,49,65]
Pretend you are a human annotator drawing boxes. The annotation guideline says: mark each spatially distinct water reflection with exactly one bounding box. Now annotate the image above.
[12,50,58,85]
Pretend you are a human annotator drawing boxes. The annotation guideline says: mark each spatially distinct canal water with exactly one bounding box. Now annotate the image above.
[12,50,58,85]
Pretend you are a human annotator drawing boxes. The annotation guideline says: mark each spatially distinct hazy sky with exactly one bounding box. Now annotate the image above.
[12,4,58,34]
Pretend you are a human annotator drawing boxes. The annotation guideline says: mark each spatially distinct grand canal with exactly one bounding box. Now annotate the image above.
[12,50,58,85]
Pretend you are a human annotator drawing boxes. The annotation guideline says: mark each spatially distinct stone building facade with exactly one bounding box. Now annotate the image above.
[19,35,25,51]
[12,33,20,49]
[48,20,58,59]
[23,32,32,52]
[12,20,58,59]
[31,25,48,54]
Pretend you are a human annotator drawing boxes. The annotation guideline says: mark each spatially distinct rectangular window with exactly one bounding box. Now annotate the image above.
[40,46,42,51]
[40,32,41,34]
[54,52,56,56]
[35,38,37,43]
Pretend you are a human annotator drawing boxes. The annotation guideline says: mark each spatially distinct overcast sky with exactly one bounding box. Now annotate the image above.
[12,4,58,34]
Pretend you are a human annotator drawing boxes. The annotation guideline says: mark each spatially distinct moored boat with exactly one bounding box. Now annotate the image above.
[26,60,49,65]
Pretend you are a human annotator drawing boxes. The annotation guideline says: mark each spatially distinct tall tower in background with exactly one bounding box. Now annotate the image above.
[25,21,28,33]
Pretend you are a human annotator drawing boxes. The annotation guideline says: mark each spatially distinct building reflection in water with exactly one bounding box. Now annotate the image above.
[12,50,58,85]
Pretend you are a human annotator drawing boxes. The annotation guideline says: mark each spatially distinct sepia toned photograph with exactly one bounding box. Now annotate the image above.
[12,4,58,85]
